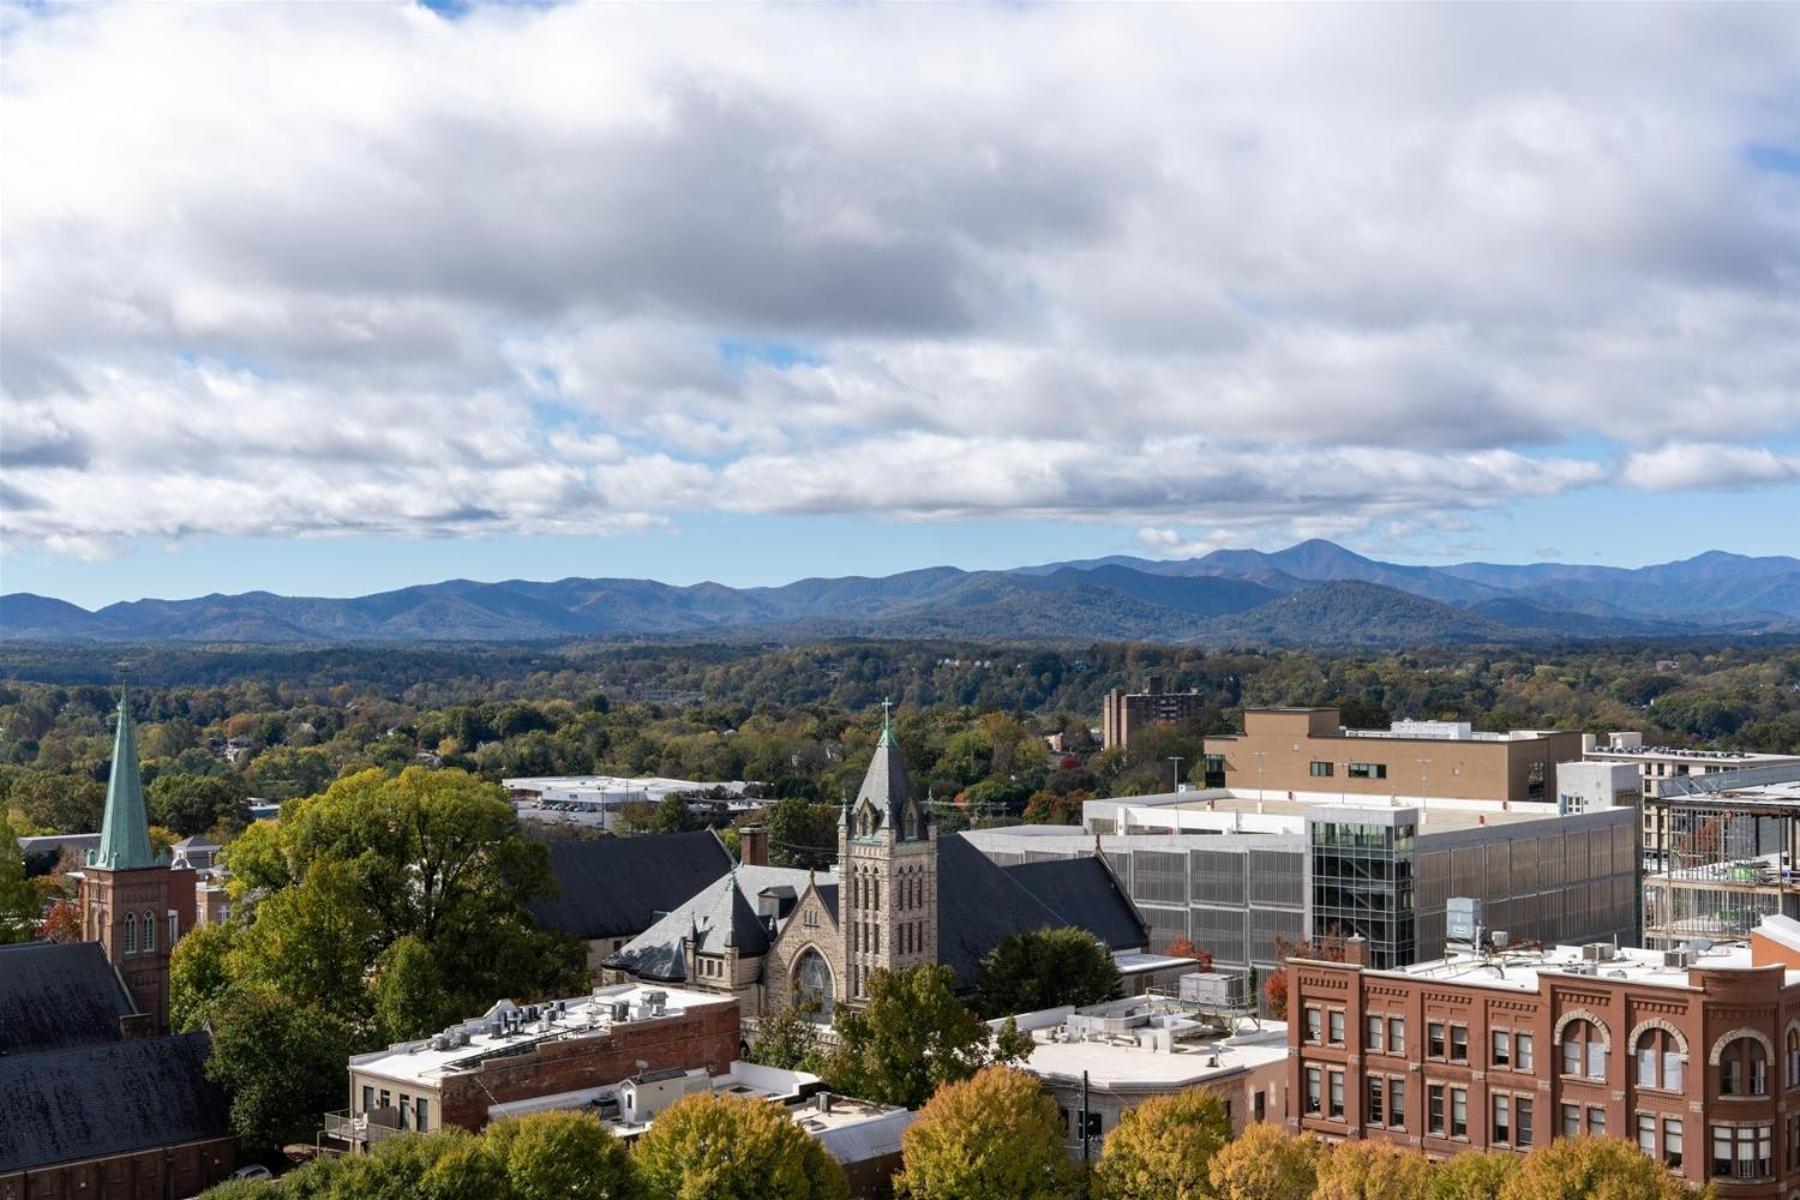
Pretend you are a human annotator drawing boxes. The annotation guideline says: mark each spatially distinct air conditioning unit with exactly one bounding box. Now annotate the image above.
[1663,949,1692,969]
[1490,931,1510,949]
[1567,962,1598,976]
[1582,943,1617,962]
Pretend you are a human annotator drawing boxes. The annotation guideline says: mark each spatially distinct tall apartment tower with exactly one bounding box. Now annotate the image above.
[837,712,937,1002]
[80,691,192,1033]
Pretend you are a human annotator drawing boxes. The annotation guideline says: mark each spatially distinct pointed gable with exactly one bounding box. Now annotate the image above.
[90,691,160,871]
[852,727,927,837]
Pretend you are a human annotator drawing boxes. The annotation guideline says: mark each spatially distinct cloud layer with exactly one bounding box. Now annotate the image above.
[3,3,1796,558]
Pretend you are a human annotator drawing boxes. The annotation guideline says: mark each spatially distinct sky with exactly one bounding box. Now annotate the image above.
[2,3,1797,609]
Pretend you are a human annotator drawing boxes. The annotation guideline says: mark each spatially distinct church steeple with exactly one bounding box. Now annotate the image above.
[90,690,161,871]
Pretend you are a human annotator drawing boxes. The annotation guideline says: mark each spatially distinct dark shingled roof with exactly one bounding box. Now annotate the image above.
[1004,857,1147,954]
[605,865,816,982]
[0,942,135,1055]
[0,1032,231,1173]
[530,830,734,941]
[934,836,1147,990]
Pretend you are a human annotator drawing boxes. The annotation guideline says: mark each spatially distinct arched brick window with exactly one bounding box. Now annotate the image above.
[1715,1032,1771,1097]
[1786,1024,1800,1089]
[1556,1013,1609,1081]
[141,909,156,952]
[124,912,137,954]
[1632,1022,1685,1091]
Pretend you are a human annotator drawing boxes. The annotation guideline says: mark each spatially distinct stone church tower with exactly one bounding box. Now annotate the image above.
[836,708,936,1002]
[80,691,190,1033]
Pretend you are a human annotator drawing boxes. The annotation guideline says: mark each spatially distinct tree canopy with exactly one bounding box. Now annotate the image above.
[1313,1140,1432,1200]
[1207,1124,1322,1200]
[632,1091,847,1200]
[824,964,1034,1109]
[1093,1087,1232,1200]
[894,1065,1072,1200]
[972,925,1122,1018]
[1495,1137,1693,1200]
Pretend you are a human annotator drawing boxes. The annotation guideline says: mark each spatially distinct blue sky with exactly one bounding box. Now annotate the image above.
[2,4,1796,608]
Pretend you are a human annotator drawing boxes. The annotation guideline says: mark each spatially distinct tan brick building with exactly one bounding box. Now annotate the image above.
[1204,708,1583,808]
[1287,916,1800,1196]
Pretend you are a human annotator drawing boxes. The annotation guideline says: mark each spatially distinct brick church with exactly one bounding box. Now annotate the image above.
[0,693,236,1200]
[605,716,1148,1029]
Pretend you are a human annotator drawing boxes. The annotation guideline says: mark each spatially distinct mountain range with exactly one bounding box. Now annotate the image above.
[4,541,1798,647]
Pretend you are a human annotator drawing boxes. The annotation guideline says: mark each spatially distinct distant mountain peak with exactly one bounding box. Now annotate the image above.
[2,540,1794,645]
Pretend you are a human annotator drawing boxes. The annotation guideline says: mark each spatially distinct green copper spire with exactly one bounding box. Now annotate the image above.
[90,690,160,870]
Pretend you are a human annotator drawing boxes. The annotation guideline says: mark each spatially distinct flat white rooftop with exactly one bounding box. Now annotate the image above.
[350,984,733,1088]
[1370,940,1800,995]
[997,998,1289,1091]
[1086,789,1581,834]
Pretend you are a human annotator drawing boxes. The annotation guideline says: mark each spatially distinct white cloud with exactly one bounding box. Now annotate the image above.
[1,3,1796,557]
[1622,444,1800,492]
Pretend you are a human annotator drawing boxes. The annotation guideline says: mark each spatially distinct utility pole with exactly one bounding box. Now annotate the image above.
[1253,750,1268,801]
[1417,756,1431,806]
[1169,756,1185,793]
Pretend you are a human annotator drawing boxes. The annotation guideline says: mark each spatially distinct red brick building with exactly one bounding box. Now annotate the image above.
[334,985,741,1143]
[1287,917,1800,1196]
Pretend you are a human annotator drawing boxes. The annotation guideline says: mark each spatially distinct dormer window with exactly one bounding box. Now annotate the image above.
[857,804,879,838]
[904,802,921,841]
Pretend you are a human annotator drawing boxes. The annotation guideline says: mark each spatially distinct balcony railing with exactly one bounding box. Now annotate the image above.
[322,1109,405,1146]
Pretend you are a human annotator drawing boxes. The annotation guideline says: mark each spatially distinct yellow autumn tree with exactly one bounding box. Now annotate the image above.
[895,1065,1073,1200]
[632,1091,846,1200]
[1425,1150,1519,1200]
[1093,1088,1232,1200]
[1313,1139,1431,1200]
[1498,1137,1702,1200]
[1207,1123,1322,1200]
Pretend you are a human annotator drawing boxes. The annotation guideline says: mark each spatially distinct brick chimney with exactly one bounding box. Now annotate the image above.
[1342,934,1369,967]
[739,825,769,867]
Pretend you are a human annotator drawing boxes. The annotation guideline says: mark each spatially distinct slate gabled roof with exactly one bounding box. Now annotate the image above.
[1004,857,1146,954]
[0,1032,231,1172]
[0,942,135,1055]
[530,830,734,941]
[934,836,1147,990]
[849,728,928,834]
[605,864,816,982]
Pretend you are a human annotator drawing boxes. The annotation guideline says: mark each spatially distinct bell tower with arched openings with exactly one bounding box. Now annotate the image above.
[80,690,190,1033]
[836,701,937,1002]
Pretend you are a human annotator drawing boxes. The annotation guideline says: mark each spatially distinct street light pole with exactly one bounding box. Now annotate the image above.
[1169,756,1185,793]
[1253,750,1267,802]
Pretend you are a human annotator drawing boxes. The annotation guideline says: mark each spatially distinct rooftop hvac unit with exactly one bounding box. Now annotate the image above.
[1490,930,1510,949]
[1446,898,1483,945]
[1582,943,1618,962]
[609,1001,631,1022]
[1663,949,1693,969]
[1568,962,1598,976]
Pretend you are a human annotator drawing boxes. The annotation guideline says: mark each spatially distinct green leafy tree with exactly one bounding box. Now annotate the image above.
[1093,1088,1231,1200]
[8,772,104,834]
[485,1110,640,1200]
[824,964,1032,1109]
[1313,1140,1431,1200]
[148,772,249,837]
[763,797,840,869]
[973,926,1121,1018]
[170,921,242,1030]
[1425,1151,1520,1200]
[1498,1137,1699,1200]
[1207,1124,1321,1200]
[0,814,40,943]
[894,1065,1072,1200]
[204,986,355,1151]
[633,1091,847,1200]
[223,768,583,1027]
[372,934,464,1043]
[745,1000,826,1072]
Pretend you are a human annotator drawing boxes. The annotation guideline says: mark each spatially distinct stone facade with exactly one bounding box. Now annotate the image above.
[767,881,846,1021]
[835,728,937,1004]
